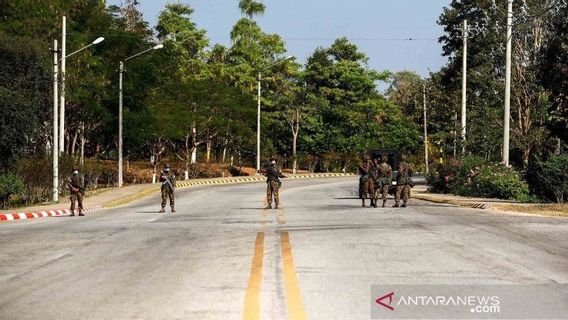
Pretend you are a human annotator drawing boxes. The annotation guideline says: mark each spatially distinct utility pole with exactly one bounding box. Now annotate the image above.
[503,0,513,166]
[423,84,429,174]
[59,16,66,154]
[461,19,468,155]
[118,61,124,187]
[117,44,163,187]
[52,40,59,202]
[256,71,261,174]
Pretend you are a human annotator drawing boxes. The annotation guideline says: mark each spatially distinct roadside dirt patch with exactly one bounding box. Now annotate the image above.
[492,203,568,217]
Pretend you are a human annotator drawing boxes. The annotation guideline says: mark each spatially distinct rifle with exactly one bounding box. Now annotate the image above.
[160,174,175,191]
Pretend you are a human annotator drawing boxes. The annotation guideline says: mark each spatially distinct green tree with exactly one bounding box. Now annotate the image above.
[302,38,417,171]
[436,0,558,166]
[0,34,50,168]
[238,0,266,19]
[386,71,423,122]
[539,2,568,147]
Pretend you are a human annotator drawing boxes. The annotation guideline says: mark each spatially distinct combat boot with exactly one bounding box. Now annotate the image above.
[401,203,407,208]
[159,207,165,213]
[171,207,175,213]
[78,210,85,216]
[393,203,399,208]
[264,204,272,209]
[69,212,75,217]
[274,204,279,209]
[382,200,386,208]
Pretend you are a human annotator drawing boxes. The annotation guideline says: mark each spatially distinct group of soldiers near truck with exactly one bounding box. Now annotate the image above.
[64,154,413,215]
[359,154,413,208]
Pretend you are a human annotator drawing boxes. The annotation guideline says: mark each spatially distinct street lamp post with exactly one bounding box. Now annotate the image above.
[59,17,104,154]
[256,56,293,174]
[60,16,66,153]
[52,39,59,202]
[51,22,103,201]
[423,84,429,175]
[461,20,468,155]
[118,44,163,187]
[503,0,514,166]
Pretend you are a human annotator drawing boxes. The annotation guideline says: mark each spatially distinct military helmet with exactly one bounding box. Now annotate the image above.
[400,155,407,161]
[380,155,388,162]
[164,163,171,169]
[72,166,79,171]
[362,154,371,161]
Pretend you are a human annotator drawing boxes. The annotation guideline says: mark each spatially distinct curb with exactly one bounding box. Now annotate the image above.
[105,173,355,208]
[1,173,355,222]
[0,205,105,222]
[414,194,492,209]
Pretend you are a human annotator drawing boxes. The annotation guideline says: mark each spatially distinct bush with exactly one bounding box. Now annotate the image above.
[0,173,23,209]
[529,154,568,203]
[461,164,530,201]
[428,156,531,201]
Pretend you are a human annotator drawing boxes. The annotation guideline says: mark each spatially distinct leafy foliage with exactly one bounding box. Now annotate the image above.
[527,154,568,203]
[429,157,530,201]
[0,173,24,209]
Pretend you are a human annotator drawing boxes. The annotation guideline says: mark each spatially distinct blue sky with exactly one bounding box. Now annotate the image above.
[109,0,450,81]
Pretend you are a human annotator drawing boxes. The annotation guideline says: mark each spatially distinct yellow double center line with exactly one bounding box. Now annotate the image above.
[280,231,308,320]
[243,232,265,320]
[243,191,307,319]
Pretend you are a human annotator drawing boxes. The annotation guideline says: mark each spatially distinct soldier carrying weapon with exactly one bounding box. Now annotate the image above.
[159,164,176,213]
[376,155,393,207]
[394,155,413,208]
[263,158,287,209]
[67,166,85,216]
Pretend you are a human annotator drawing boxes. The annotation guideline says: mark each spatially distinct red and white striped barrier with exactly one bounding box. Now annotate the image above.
[0,205,104,222]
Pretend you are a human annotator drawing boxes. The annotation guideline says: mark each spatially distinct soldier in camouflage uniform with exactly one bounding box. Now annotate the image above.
[264,158,286,209]
[394,155,413,207]
[159,164,176,213]
[67,166,85,216]
[358,155,372,200]
[376,155,393,207]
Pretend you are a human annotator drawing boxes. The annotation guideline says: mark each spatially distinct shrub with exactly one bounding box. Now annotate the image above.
[428,156,531,201]
[427,157,461,193]
[463,164,530,201]
[529,154,568,203]
[0,173,23,209]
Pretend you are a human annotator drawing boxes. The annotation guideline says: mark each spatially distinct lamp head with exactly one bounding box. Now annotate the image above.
[92,37,104,45]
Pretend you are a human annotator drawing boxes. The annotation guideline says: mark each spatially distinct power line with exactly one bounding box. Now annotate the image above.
[211,37,437,42]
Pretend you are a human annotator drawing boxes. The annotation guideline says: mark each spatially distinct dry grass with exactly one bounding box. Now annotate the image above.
[492,203,568,217]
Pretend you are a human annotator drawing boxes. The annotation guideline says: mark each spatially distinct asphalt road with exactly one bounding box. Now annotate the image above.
[0,177,567,320]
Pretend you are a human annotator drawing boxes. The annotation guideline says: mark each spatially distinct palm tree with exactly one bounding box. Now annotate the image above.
[238,0,265,19]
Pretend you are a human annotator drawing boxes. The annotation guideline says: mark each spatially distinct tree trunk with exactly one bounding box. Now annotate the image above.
[185,133,190,180]
[80,122,85,166]
[222,133,229,163]
[206,136,212,163]
[71,129,78,155]
[292,132,298,175]
[191,122,197,164]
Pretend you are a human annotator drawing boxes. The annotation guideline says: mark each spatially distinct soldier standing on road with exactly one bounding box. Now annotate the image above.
[358,154,373,200]
[394,155,413,208]
[159,164,176,213]
[67,166,85,216]
[264,158,286,209]
[377,155,393,207]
